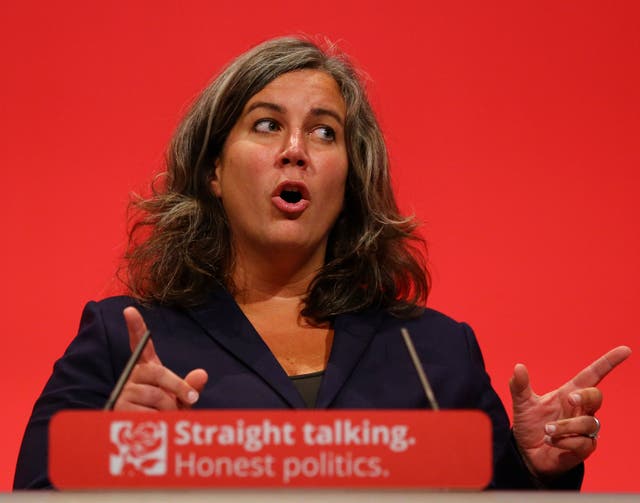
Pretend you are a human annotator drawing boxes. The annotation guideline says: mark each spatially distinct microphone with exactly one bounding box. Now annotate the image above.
[401,327,440,410]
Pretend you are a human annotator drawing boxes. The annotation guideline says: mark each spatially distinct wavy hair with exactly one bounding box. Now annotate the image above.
[124,36,430,321]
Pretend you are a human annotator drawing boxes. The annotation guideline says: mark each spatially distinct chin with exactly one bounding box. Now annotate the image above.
[260,232,327,256]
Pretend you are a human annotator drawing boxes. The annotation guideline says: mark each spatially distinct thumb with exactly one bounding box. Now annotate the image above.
[509,363,533,407]
[182,369,209,407]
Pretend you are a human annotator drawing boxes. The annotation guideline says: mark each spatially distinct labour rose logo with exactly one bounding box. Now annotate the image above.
[109,421,168,476]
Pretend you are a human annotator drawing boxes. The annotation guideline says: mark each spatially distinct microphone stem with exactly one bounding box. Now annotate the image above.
[401,327,440,411]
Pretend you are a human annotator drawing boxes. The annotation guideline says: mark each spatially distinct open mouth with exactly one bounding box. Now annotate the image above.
[280,189,303,204]
[272,181,310,215]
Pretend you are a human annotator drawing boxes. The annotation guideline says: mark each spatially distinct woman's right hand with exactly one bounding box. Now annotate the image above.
[114,306,209,411]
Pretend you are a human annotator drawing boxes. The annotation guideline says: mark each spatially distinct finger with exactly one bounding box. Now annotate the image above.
[123,307,161,365]
[509,363,533,406]
[571,346,632,389]
[179,369,208,408]
[129,362,200,406]
[184,369,208,394]
[116,382,180,411]
[545,415,601,438]
[543,433,597,461]
[567,387,603,415]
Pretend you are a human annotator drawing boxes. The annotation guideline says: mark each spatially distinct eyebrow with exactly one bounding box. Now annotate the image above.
[245,101,344,126]
[246,101,284,115]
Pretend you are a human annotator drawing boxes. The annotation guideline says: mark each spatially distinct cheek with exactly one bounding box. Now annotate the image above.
[211,148,255,197]
[225,144,273,183]
[326,160,349,203]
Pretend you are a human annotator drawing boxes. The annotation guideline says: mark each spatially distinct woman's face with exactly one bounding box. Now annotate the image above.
[211,69,348,267]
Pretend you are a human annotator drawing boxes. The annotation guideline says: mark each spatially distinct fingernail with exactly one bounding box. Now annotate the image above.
[187,390,199,404]
[569,393,581,405]
[544,435,552,445]
[545,424,556,435]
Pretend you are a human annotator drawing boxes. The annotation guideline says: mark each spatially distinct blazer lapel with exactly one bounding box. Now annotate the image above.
[316,309,384,408]
[184,287,306,409]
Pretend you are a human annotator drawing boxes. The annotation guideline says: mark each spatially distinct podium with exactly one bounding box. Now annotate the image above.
[49,410,492,489]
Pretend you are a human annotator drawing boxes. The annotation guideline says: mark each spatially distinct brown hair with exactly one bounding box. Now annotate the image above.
[124,36,429,321]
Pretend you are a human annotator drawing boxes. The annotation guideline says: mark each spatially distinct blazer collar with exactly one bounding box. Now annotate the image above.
[316,309,383,408]
[185,287,306,409]
[185,286,383,409]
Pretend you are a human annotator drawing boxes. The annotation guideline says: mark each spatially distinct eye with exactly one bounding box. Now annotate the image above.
[253,119,280,133]
[312,126,336,142]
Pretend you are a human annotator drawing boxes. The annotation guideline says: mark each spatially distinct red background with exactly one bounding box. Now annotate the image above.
[1,0,638,492]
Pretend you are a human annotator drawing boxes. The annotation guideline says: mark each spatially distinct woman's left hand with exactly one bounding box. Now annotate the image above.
[509,345,631,478]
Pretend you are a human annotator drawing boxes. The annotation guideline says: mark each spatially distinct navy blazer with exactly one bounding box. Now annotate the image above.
[14,288,582,489]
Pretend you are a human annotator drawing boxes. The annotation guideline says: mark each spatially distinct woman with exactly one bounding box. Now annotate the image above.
[14,36,630,489]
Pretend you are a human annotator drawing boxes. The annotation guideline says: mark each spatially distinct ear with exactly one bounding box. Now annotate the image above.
[210,158,223,197]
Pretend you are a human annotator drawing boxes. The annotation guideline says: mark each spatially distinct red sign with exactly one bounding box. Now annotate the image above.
[50,410,491,489]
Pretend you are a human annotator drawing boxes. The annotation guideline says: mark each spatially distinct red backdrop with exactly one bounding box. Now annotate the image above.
[1,0,638,492]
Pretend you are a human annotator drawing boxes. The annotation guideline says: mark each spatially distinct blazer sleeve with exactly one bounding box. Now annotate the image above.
[459,323,583,489]
[13,301,121,489]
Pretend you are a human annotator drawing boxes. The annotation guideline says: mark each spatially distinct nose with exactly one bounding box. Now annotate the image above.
[279,129,308,168]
